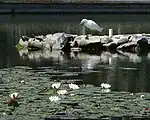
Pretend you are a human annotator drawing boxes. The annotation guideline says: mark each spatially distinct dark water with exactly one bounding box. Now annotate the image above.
[1,13,150,93]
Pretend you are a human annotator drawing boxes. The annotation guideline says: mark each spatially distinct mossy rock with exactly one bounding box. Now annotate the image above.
[15,43,23,51]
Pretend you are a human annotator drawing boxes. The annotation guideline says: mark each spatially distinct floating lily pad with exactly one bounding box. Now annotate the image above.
[38,89,56,95]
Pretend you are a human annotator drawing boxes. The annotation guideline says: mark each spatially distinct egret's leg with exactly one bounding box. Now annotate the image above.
[81,26,86,35]
[117,24,121,35]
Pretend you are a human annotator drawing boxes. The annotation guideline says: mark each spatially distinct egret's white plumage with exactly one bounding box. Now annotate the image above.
[80,19,103,32]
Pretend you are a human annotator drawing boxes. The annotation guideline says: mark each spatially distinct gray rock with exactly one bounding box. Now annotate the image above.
[117,38,129,45]
[117,42,137,52]
[103,42,117,50]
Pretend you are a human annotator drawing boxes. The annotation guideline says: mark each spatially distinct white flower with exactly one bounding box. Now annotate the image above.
[57,90,67,95]
[69,83,79,90]
[21,80,25,84]
[51,82,61,89]
[100,83,111,89]
[49,96,60,102]
[2,112,6,116]
[9,92,19,99]
[70,94,75,96]
[140,95,144,98]
[130,93,134,95]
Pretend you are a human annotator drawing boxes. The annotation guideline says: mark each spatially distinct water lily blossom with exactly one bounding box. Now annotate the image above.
[51,82,61,89]
[100,83,111,89]
[9,93,19,99]
[8,93,19,107]
[57,90,67,95]
[21,80,25,84]
[69,83,79,90]
[140,95,144,98]
[49,96,60,102]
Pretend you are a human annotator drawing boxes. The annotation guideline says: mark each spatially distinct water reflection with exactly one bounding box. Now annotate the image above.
[16,47,150,92]
[0,14,150,92]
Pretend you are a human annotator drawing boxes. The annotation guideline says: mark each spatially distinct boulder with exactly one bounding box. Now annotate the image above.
[117,37,129,45]
[100,35,112,44]
[103,42,117,50]
[117,42,137,52]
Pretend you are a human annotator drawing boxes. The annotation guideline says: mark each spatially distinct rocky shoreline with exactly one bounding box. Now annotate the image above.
[17,32,150,55]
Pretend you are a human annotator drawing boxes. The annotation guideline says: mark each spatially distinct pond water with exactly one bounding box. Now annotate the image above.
[1,13,150,119]
[1,14,150,93]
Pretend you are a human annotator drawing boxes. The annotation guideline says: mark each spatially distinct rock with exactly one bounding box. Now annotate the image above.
[117,42,137,52]
[100,35,112,44]
[28,38,43,49]
[137,37,148,50]
[103,42,117,50]
[117,37,129,45]
[61,35,74,51]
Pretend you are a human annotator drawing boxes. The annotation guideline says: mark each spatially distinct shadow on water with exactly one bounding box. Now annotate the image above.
[1,14,150,93]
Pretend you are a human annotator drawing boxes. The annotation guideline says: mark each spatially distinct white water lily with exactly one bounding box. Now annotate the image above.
[57,90,67,95]
[100,83,111,89]
[70,94,75,96]
[130,93,134,95]
[49,96,60,102]
[20,80,25,84]
[140,95,144,98]
[68,83,79,90]
[9,92,19,99]
[51,82,61,89]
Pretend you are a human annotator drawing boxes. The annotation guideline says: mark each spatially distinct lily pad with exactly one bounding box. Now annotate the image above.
[38,89,56,95]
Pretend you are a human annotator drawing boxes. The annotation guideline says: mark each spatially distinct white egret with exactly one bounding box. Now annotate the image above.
[80,19,103,34]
